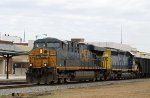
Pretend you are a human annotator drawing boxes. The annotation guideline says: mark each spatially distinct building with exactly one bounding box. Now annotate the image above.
[12,45,31,75]
[0,40,16,75]
[0,39,31,77]
[1,34,22,43]
[28,40,35,49]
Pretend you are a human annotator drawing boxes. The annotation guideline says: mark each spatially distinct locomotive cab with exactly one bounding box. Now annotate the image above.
[27,38,61,83]
[29,38,61,68]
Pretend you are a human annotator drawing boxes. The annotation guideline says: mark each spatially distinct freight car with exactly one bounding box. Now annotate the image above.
[26,37,150,84]
[135,57,150,77]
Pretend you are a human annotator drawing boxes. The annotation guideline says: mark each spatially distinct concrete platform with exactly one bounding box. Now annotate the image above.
[0,74,26,83]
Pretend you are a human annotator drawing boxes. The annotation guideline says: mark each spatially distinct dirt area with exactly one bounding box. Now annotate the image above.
[40,80,150,98]
[1,79,150,98]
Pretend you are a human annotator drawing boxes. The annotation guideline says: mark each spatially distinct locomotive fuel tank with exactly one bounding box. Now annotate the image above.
[70,71,95,81]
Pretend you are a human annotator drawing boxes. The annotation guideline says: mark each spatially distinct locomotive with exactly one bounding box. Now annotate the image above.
[26,37,150,84]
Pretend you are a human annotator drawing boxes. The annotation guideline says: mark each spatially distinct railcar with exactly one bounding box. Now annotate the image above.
[135,57,150,77]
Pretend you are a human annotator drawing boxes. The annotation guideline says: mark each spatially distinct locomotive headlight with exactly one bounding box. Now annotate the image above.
[30,64,32,67]
[40,49,43,53]
[44,63,47,66]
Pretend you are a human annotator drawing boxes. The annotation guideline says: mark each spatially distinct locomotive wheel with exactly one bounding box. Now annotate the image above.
[45,81,48,85]
[26,74,33,83]
[57,78,64,84]
[37,82,40,85]
[91,78,96,82]
[64,78,68,83]
[104,74,110,80]
[37,80,41,85]
[50,81,54,84]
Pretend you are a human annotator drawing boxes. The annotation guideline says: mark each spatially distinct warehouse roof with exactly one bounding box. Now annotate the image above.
[131,51,150,59]
[87,42,135,52]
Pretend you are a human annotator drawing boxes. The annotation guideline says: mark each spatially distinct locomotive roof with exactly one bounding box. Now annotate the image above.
[34,37,61,43]
[87,44,106,51]
[109,48,134,55]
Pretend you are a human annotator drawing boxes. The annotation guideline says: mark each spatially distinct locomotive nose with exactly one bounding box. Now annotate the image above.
[29,48,57,68]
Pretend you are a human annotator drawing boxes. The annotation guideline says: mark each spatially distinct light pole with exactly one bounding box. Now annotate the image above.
[36,34,47,40]
[121,24,123,44]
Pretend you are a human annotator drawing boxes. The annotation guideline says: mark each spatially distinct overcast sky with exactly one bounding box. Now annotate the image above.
[0,0,149,52]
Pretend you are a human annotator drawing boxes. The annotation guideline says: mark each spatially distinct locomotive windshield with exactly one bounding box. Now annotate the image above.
[47,43,60,48]
[35,43,46,48]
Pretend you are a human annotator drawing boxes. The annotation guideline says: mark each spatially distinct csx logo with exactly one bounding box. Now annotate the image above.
[36,56,47,59]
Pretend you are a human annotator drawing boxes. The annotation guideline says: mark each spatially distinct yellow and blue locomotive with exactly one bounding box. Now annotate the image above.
[26,37,149,84]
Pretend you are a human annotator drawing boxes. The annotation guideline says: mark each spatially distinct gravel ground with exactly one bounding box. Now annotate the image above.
[44,79,150,98]
[0,78,149,96]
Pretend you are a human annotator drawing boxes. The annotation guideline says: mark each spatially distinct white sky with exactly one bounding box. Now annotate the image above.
[0,0,150,52]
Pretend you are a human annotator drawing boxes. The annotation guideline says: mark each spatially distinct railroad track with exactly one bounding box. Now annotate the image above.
[0,78,149,95]
[0,83,36,89]
[0,77,147,89]
[0,79,115,89]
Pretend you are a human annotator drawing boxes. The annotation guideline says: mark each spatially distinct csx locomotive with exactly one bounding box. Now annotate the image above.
[26,37,150,84]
